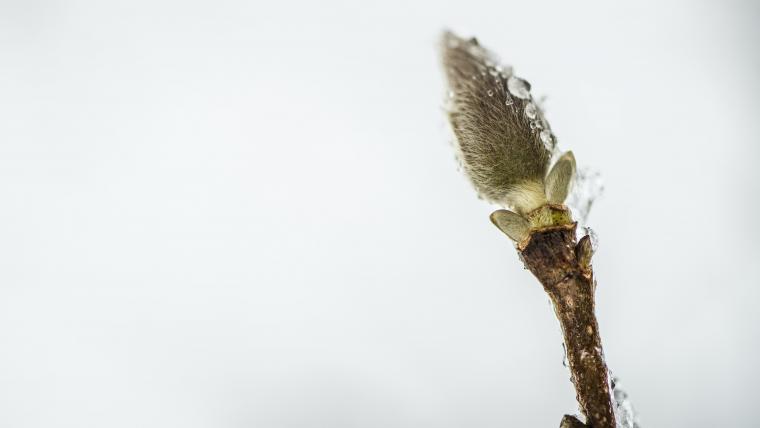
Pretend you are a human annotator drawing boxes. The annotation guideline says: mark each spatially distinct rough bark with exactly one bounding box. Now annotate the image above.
[518,223,615,428]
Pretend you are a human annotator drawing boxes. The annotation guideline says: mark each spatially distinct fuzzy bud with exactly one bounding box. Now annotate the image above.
[441,31,558,215]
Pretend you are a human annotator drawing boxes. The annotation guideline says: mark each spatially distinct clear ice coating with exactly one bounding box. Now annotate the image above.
[539,129,555,150]
[610,375,641,428]
[566,167,605,226]
[524,102,537,119]
[507,76,531,99]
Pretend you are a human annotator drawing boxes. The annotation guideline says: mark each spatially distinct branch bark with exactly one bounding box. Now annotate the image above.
[518,223,615,428]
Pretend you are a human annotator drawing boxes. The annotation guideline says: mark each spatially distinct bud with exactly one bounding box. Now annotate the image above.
[490,209,530,242]
[441,31,558,215]
[545,151,576,204]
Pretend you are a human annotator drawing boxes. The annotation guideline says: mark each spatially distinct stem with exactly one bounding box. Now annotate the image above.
[518,223,615,428]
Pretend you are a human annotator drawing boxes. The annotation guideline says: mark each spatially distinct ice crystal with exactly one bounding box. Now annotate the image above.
[567,167,605,226]
[610,375,641,428]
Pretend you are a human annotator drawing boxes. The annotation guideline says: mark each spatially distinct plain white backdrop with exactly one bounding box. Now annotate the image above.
[1,0,758,427]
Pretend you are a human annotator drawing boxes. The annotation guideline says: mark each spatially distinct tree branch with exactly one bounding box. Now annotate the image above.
[518,222,615,428]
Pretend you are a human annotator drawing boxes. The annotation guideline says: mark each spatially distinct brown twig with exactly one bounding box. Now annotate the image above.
[439,31,618,427]
[518,222,615,428]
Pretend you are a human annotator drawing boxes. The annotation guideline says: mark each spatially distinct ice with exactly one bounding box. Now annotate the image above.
[506,76,531,99]
[524,102,538,119]
[610,375,642,428]
[566,167,605,226]
[539,129,555,150]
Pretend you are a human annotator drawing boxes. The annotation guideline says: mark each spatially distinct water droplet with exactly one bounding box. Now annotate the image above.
[561,343,568,367]
[524,103,537,119]
[540,130,554,150]
[506,76,531,99]
[530,120,544,131]
[467,44,483,56]
[487,90,494,97]
[504,96,514,106]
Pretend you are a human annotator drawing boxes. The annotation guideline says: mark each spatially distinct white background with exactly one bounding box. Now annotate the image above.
[1,0,758,427]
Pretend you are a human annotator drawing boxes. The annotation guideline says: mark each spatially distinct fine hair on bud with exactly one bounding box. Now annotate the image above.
[441,31,555,215]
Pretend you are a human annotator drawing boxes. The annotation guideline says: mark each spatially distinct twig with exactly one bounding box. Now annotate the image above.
[439,31,618,427]
[518,217,615,428]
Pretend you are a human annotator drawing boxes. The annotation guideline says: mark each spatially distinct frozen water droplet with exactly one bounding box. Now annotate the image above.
[467,44,484,56]
[487,90,494,97]
[506,76,531,99]
[504,96,514,106]
[540,130,554,150]
[561,343,568,368]
[525,103,537,119]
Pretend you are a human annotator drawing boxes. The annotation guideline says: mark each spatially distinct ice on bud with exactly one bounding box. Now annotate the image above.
[507,76,531,99]
[524,102,538,119]
[539,129,555,151]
